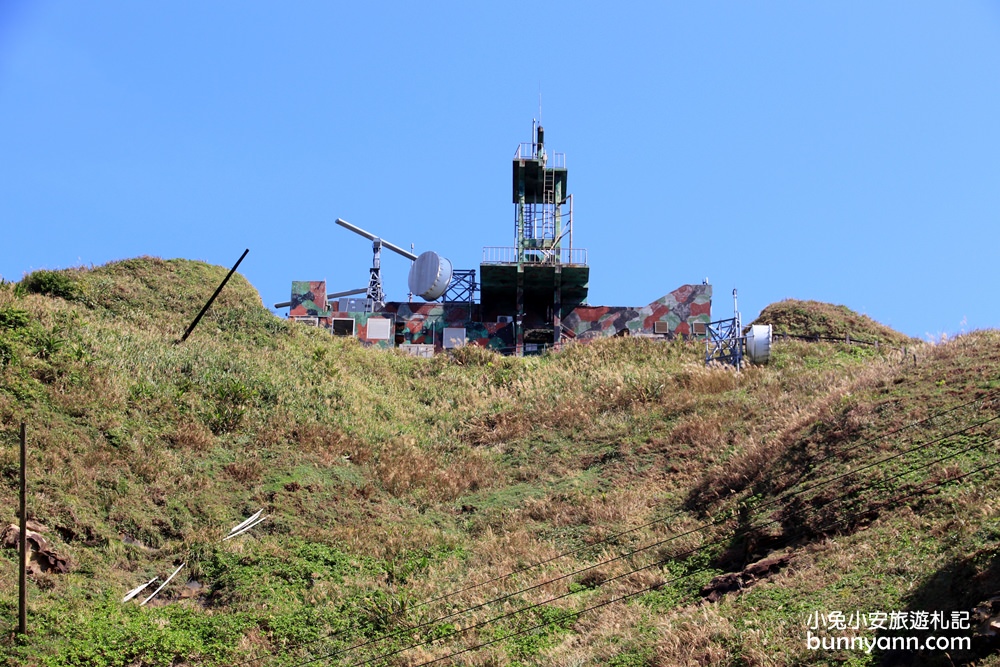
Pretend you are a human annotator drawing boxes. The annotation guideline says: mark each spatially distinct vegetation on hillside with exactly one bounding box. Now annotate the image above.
[0,258,997,666]
[752,299,919,347]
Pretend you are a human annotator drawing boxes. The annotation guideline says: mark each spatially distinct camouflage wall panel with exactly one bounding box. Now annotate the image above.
[290,280,330,317]
[351,312,396,349]
[289,283,707,352]
[642,284,712,336]
[341,306,514,353]
[562,284,712,339]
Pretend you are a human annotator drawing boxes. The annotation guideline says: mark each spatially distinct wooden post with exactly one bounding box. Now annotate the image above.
[18,422,27,636]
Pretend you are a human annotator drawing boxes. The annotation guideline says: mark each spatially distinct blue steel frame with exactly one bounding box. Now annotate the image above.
[705,316,743,369]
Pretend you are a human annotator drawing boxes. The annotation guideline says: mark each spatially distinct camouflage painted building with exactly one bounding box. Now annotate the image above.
[288,279,710,354]
[282,124,712,355]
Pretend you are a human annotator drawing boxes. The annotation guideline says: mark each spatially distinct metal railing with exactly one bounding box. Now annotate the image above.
[513,143,566,168]
[481,246,588,266]
[515,142,536,160]
[482,247,518,263]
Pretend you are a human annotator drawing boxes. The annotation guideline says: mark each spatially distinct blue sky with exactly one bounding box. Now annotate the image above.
[1,2,998,339]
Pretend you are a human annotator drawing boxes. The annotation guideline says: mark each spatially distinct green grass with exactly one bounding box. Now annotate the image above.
[753,298,919,347]
[0,258,997,666]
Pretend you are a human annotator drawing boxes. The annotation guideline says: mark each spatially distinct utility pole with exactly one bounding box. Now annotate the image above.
[18,422,27,635]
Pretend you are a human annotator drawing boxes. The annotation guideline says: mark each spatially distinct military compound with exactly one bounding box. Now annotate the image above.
[275,124,713,356]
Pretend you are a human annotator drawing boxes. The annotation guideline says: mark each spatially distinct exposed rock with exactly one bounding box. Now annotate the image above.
[25,519,48,533]
[1,524,71,574]
[973,594,1000,637]
[701,553,793,603]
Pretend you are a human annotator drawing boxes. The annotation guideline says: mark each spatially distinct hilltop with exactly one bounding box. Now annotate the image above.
[0,258,997,667]
[752,299,918,348]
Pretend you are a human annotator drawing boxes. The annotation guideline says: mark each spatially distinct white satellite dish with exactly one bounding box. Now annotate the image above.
[408,251,453,301]
[746,324,773,364]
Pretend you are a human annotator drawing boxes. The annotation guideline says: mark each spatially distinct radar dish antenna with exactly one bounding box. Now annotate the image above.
[408,251,453,301]
[334,218,456,308]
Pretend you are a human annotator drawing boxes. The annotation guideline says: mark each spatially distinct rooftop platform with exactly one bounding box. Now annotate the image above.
[479,261,590,324]
[481,246,587,266]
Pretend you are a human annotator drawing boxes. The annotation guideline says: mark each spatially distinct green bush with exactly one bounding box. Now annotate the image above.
[22,270,80,300]
[0,306,30,330]
[0,337,14,367]
[609,651,648,667]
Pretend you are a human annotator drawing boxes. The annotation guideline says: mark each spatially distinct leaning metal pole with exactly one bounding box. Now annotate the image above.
[178,248,249,343]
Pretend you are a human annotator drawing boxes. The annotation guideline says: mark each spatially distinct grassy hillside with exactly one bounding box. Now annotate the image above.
[752,299,919,347]
[0,258,997,667]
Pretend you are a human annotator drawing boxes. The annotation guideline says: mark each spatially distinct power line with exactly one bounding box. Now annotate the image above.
[229,389,1000,667]
[336,432,999,667]
[288,426,1000,667]
[398,458,1000,667]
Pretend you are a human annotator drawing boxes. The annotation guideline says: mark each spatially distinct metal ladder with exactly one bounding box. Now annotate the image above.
[542,170,555,240]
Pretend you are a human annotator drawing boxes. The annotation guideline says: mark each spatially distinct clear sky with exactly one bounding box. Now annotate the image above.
[2,2,998,340]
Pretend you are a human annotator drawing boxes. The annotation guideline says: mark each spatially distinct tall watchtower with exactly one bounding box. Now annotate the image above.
[481,124,589,354]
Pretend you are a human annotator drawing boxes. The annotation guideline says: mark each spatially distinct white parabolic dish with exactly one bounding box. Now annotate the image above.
[745,324,773,364]
[408,251,453,301]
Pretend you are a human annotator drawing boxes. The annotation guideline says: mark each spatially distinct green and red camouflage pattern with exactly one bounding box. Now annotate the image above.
[285,281,710,352]
[327,303,515,352]
[386,303,515,351]
[562,284,712,339]
[289,281,329,317]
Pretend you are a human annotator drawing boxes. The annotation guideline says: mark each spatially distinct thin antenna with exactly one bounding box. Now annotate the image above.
[538,88,542,126]
[408,243,415,302]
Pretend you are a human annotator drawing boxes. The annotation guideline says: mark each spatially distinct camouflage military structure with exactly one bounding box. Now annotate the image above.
[562,284,712,340]
[314,302,516,352]
[289,281,329,318]
[278,124,712,355]
[284,284,709,354]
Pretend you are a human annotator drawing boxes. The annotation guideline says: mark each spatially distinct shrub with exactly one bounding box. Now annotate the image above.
[22,269,80,300]
[0,306,30,331]
[0,338,14,367]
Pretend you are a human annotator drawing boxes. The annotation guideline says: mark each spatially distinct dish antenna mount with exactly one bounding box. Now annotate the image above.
[335,218,454,311]
[705,288,772,369]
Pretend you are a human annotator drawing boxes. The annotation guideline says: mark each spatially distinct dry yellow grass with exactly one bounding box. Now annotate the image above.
[1,261,998,667]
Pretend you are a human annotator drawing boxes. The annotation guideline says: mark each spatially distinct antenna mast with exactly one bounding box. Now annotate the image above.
[335,218,418,312]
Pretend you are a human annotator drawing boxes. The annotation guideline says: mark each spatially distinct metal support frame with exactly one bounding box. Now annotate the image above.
[443,269,477,304]
[334,219,418,313]
[366,240,386,312]
[705,317,743,369]
[553,265,562,350]
[511,124,575,356]
[705,289,743,369]
[516,268,524,357]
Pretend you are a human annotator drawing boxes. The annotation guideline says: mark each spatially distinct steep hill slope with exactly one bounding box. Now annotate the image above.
[0,259,997,667]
